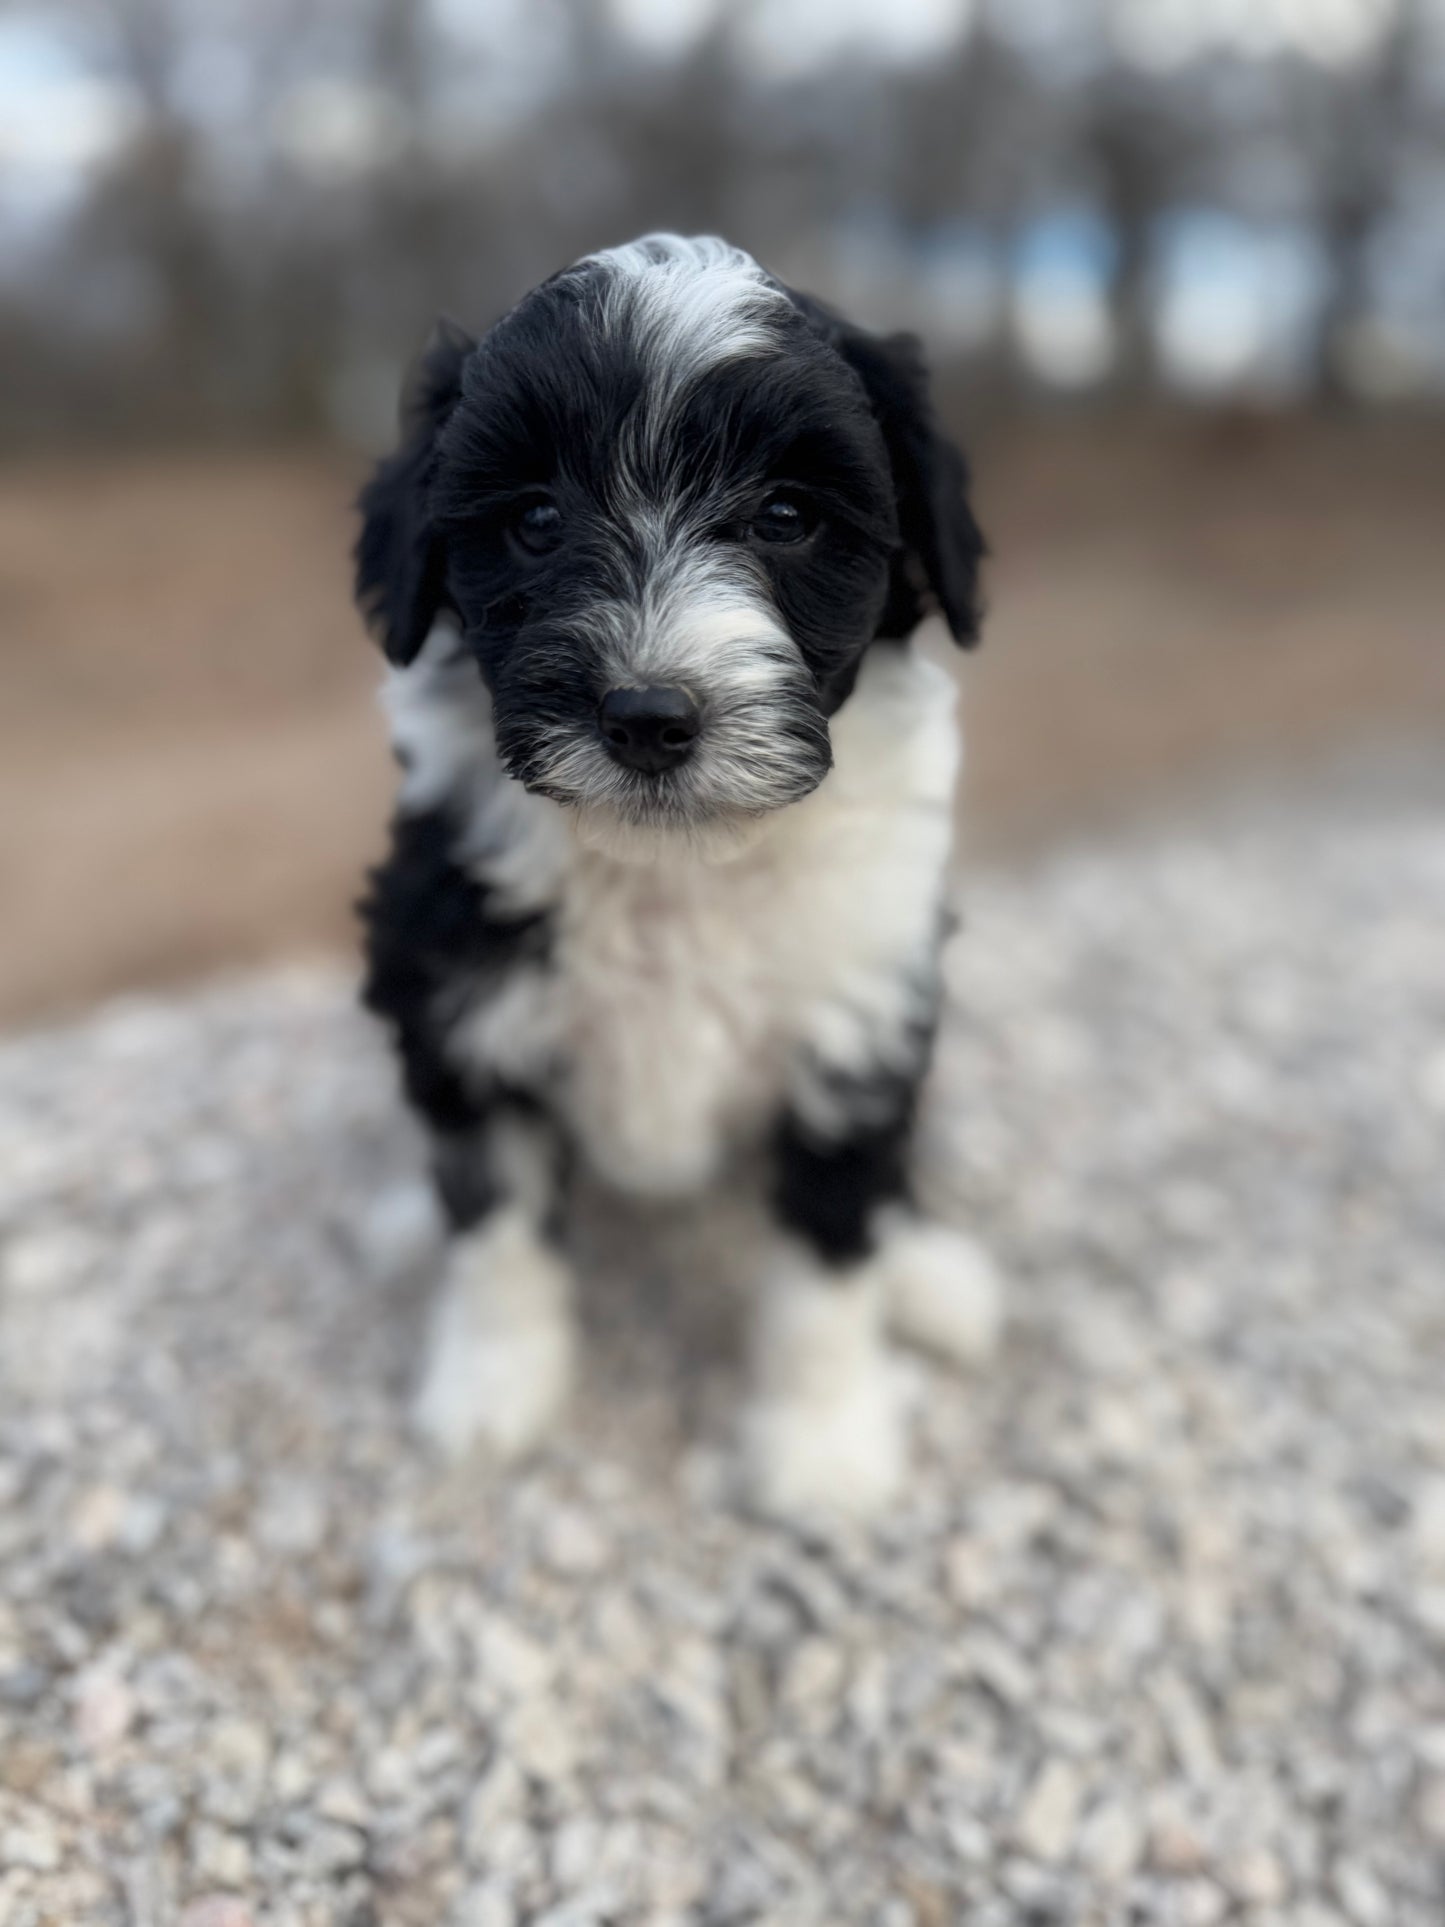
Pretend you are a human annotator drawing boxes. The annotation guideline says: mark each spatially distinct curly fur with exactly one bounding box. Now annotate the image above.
[357,234,998,1518]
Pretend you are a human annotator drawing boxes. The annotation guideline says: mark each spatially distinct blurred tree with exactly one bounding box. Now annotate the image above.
[83,0,226,432]
[2,0,1441,445]
[1314,0,1427,398]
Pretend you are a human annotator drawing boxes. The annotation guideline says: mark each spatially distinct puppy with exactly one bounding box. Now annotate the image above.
[357,235,1001,1521]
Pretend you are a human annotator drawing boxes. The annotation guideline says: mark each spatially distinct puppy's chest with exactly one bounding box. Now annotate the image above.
[451,648,959,1196]
[549,846,829,1192]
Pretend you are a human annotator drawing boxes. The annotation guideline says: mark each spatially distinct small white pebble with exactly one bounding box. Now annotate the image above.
[538,1507,609,1578]
[1150,1797,1207,1875]
[190,1824,252,1890]
[1014,1757,1082,1863]
[73,1665,135,1752]
[68,1482,128,1552]
[450,1885,517,1927]
[1170,1877,1229,1926]
[506,1700,578,1784]
[1076,1798,1144,1883]
[179,1900,256,1927]
[1223,1847,1289,1907]
[0,1823,60,1872]
[1333,1859,1392,1927]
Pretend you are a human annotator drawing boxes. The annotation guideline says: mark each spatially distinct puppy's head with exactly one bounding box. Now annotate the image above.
[358,235,983,858]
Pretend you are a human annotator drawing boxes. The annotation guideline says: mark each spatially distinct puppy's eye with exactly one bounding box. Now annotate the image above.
[509,497,563,557]
[750,489,814,546]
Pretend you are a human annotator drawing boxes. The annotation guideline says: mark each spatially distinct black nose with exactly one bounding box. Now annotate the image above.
[597,685,700,773]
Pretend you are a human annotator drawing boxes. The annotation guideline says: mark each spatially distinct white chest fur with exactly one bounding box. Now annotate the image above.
[387,635,962,1197]
[553,646,961,1194]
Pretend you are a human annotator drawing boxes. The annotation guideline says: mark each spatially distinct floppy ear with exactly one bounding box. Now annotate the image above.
[794,297,985,645]
[840,327,984,644]
[355,319,475,665]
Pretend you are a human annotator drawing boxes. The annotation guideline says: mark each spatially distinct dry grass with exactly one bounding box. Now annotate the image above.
[2,414,1443,1027]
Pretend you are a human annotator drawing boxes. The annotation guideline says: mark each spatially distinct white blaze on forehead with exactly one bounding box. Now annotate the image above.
[583,233,789,393]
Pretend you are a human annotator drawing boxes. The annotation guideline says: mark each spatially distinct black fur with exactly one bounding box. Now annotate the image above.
[785,292,986,647]
[360,806,557,1227]
[356,320,475,665]
[770,959,941,1265]
[773,1106,915,1266]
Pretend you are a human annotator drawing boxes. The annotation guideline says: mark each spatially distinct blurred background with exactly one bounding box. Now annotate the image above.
[3,0,1444,1027]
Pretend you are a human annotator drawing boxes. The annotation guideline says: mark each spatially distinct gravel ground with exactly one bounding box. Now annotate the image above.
[1,794,1443,1927]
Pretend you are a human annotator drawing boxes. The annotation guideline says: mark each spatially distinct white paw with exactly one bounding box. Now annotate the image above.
[879,1215,1003,1366]
[743,1250,904,1524]
[742,1359,905,1524]
[412,1209,576,1462]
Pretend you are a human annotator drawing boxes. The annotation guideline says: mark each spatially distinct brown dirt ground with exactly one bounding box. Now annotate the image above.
[3,414,1443,1029]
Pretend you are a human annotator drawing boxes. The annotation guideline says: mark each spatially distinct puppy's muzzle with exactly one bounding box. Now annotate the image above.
[597,684,700,774]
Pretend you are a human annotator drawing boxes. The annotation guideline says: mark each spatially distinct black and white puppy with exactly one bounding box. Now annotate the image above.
[357,234,1001,1521]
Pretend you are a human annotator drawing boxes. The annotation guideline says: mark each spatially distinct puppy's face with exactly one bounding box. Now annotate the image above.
[359,236,983,856]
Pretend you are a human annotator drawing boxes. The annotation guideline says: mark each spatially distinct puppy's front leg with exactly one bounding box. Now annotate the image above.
[743,1097,912,1523]
[744,1075,1003,1524]
[412,1105,576,1463]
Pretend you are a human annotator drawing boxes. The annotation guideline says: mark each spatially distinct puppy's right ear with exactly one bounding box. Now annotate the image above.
[355,319,475,665]
[785,289,984,646]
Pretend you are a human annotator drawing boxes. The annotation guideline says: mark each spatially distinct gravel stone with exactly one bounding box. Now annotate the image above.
[1415,1774,1445,1843]
[1076,1798,1145,1884]
[537,1508,610,1579]
[1332,1858,1393,1927]
[71,1663,136,1751]
[1014,1757,1083,1862]
[0,1666,51,1710]
[189,1822,253,1889]
[178,1902,256,1927]
[450,1882,517,1927]
[0,1822,61,1873]
[1170,1875,1230,1924]
[1,796,1442,1922]
[1223,1846,1290,1907]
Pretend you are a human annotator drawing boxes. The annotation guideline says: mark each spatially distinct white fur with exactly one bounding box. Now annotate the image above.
[555,646,961,1196]
[381,626,572,918]
[533,556,821,834]
[382,622,489,815]
[875,1210,1004,1364]
[412,1204,576,1461]
[384,640,961,1196]
[742,1242,903,1521]
[454,965,563,1093]
[585,233,788,407]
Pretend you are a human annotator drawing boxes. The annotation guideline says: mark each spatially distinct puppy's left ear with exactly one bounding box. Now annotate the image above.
[800,298,985,645]
[355,319,475,665]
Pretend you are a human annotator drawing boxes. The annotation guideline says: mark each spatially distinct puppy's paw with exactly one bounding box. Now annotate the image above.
[412,1209,576,1462]
[879,1214,1003,1366]
[743,1252,904,1524]
[742,1361,905,1524]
